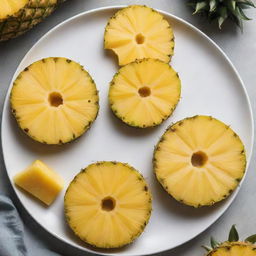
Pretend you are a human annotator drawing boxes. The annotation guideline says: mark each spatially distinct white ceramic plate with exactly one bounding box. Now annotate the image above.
[2,6,254,256]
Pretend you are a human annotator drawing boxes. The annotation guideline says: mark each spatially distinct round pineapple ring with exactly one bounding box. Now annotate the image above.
[64,161,152,248]
[10,57,99,145]
[109,59,181,128]
[208,242,256,256]
[154,115,246,207]
[104,5,174,66]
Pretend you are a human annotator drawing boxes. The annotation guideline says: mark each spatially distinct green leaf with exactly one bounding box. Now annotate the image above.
[201,245,212,252]
[245,234,256,244]
[209,0,217,12]
[218,6,228,28]
[193,1,208,14]
[227,0,237,13]
[236,0,256,8]
[228,225,239,242]
[235,6,251,20]
[210,237,219,248]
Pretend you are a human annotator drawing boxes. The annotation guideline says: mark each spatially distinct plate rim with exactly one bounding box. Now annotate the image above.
[1,5,254,256]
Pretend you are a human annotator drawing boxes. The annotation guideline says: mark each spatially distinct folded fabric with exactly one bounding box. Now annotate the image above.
[0,195,60,256]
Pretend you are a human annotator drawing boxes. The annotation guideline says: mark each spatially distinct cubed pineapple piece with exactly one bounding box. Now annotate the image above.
[14,160,64,205]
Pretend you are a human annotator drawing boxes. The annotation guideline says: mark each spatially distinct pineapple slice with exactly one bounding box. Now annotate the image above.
[154,115,246,207]
[109,59,181,128]
[208,242,256,256]
[64,161,152,248]
[14,160,64,205]
[10,57,99,145]
[0,0,64,42]
[104,5,174,65]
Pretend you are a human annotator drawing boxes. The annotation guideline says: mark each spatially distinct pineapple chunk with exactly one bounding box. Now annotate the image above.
[104,5,174,65]
[64,161,152,248]
[154,115,246,207]
[109,59,181,128]
[14,160,64,205]
[10,57,99,145]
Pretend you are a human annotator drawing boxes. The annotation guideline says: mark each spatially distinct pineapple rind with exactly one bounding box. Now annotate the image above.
[154,115,246,208]
[10,57,99,145]
[64,161,152,248]
[104,5,175,66]
[207,242,256,256]
[0,0,65,42]
[109,58,181,128]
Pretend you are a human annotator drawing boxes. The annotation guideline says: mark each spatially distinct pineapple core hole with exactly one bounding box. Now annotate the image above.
[48,92,63,107]
[135,33,145,44]
[101,197,116,211]
[138,86,151,97]
[191,151,208,167]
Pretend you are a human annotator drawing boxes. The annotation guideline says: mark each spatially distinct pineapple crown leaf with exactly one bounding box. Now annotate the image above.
[203,225,256,252]
[201,245,212,252]
[228,225,239,242]
[210,236,220,248]
[245,234,256,244]
[188,0,255,29]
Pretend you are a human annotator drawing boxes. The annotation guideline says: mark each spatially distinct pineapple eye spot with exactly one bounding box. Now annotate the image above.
[135,33,145,44]
[101,197,116,211]
[191,151,208,167]
[138,86,151,97]
[48,92,63,107]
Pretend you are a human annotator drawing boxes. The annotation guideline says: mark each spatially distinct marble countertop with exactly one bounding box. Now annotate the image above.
[0,1,255,255]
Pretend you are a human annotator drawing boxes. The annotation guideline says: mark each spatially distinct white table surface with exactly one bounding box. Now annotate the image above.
[0,1,255,255]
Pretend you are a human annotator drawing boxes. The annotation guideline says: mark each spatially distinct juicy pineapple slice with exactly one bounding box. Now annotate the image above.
[64,161,152,248]
[10,57,99,145]
[154,115,246,207]
[104,5,174,65]
[109,59,181,128]
[0,0,64,42]
[208,242,256,256]
[14,160,64,205]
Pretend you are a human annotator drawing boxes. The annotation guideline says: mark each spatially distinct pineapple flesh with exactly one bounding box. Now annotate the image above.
[104,5,174,66]
[10,57,99,145]
[109,59,181,128]
[64,161,152,248]
[14,160,64,205]
[0,0,64,42]
[208,242,256,256]
[154,115,246,207]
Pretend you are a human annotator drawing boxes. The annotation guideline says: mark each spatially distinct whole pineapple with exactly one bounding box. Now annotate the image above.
[154,115,246,207]
[189,0,256,29]
[10,57,99,145]
[104,5,174,65]
[203,225,256,256]
[64,161,152,248]
[0,0,65,42]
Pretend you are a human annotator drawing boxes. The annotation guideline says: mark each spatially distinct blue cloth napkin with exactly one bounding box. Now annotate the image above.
[0,195,60,256]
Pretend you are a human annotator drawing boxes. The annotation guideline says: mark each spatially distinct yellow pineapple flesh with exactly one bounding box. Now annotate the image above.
[208,242,256,256]
[14,160,64,205]
[154,115,246,207]
[64,161,152,248]
[104,5,174,65]
[10,57,99,145]
[0,0,28,19]
[109,59,181,128]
